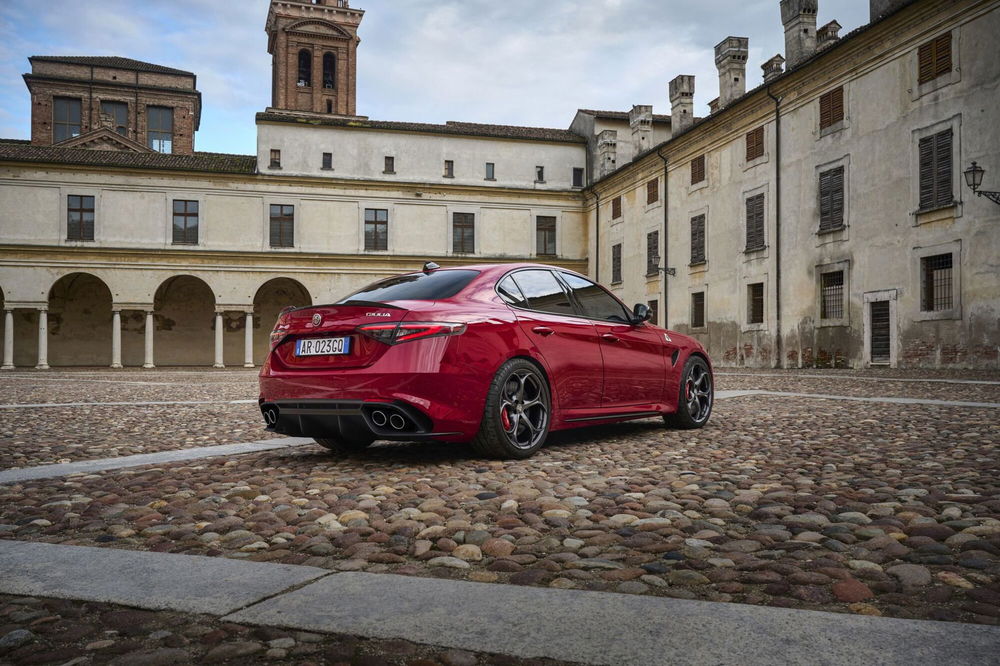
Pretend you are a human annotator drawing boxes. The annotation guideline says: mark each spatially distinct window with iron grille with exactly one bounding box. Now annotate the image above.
[383,156,395,174]
[819,87,844,130]
[647,299,659,326]
[322,152,332,169]
[691,292,705,328]
[691,155,705,185]
[536,216,556,256]
[611,196,622,220]
[747,283,764,324]
[100,101,128,136]
[572,167,584,188]
[646,179,659,205]
[364,208,388,251]
[745,193,765,251]
[452,212,474,253]
[53,97,82,143]
[269,149,281,168]
[172,200,199,245]
[67,195,95,241]
[646,231,659,276]
[820,271,844,319]
[818,166,845,232]
[147,106,173,154]
[444,160,455,178]
[611,243,622,284]
[921,253,953,311]
[485,162,495,180]
[919,128,953,210]
[918,33,951,85]
[690,214,706,264]
[746,126,764,162]
[269,204,294,248]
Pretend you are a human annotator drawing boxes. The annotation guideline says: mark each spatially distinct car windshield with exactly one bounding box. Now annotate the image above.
[337,269,479,303]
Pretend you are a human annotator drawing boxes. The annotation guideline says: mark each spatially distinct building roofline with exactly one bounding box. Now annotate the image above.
[28,55,195,77]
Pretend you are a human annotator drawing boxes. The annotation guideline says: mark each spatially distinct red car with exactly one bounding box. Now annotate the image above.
[259,263,713,459]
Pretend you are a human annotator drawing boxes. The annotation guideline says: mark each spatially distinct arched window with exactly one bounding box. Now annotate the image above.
[298,49,312,87]
[323,52,336,89]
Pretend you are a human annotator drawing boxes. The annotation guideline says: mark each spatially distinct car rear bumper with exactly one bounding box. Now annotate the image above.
[259,399,465,441]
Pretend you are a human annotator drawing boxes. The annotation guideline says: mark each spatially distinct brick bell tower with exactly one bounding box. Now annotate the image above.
[266,0,364,116]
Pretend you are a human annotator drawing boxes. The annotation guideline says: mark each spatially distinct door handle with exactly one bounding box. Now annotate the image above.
[601,333,620,342]
[532,326,555,337]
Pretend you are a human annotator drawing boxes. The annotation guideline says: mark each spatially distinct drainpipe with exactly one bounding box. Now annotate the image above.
[767,86,782,369]
[591,190,601,281]
[656,147,669,328]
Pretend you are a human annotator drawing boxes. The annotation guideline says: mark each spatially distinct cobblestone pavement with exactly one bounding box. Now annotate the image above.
[0,594,574,665]
[1,368,998,639]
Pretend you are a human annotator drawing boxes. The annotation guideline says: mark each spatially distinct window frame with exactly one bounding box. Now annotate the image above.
[745,126,765,163]
[690,291,706,330]
[646,230,659,278]
[611,243,622,285]
[322,152,333,170]
[556,271,632,324]
[646,178,659,205]
[451,211,475,254]
[611,195,622,221]
[913,241,961,321]
[913,30,959,99]
[268,203,295,249]
[818,86,845,132]
[911,116,962,222]
[818,165,845,233]
[690,154,706,185]
[690,213,707,266]
[100,100,129,136]
[444,159,455,178]
[322,52,336,89]
[744,192,766,253]
[746,282,765,326]
[171,199,200,246]
[298,49,313,87]
[269,149,282,169]
[535,215,557,257]
[364,207,389,252]
[918,127,954,212]
[535,165,545,183]
[815,259,851,327]
[819,271,845,320]
[53,97,82,143]
[485,162,496,181]
[383,155,395,174]
[66,194,95,242]
[572,167,584,188]
[147,105,174,154]
[917,33,952,85]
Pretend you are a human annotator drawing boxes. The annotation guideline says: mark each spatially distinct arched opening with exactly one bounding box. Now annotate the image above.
[298,49,312,87]
[253,278,311,364]
[47,273,113,366]
[153,275,216,366]
[322,52,336,89]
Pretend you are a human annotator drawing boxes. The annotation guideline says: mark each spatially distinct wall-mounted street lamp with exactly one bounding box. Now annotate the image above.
[651,255,676,277]
[964,161,1000,206]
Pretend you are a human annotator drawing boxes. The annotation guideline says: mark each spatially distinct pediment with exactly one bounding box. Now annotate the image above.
[54,128,152,153]
[284,19,352,39]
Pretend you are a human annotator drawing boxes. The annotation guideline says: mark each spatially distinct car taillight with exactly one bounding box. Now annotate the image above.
[270,323,290,349]
[356,322,466,345]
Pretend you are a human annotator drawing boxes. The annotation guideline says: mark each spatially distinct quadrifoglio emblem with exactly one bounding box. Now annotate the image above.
[312,313,322,326]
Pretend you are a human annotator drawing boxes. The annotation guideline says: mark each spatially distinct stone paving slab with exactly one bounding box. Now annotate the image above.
[225,571,1000,666]
[0,540,330,615]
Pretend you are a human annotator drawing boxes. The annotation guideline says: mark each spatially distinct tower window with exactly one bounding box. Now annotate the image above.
[270,149,281,169]
[147,106,174,154]
[53,97,82,143]
[298,49,312,87]
[323,52,336,89]
[100,101,128,136]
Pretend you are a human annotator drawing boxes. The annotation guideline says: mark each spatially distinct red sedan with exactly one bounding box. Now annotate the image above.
[259,263,713,459]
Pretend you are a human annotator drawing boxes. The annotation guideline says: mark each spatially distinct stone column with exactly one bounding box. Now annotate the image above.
[143,310,155,369]
[214,311,225,368]
[111,309,123,369]
[36,307,49,370]
[244,311,254,368]
[2,309,14,370]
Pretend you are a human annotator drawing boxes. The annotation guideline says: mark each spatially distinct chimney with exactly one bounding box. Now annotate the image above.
[817,20,841,50]
[780,0,818,69]
[629,105,653,155]
[597,129,618,178]
[668,75,695,132]
[708,98,720,115]
[714,36,749,108]
[761,53,785,83]
[870,0,915,21]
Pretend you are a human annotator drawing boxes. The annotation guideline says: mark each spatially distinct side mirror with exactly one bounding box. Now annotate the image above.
[631,303,651,325]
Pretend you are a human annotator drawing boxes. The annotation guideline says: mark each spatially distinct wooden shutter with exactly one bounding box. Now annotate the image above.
[819,167,844,232]
[917,40,934,84]
[918,33,952,84]
[691,155,705,184]
[819,87,844,129]
[919,129,952,210]
[918,135,935,209]
[612,244,622,283]
[745,194,765,250]
[646,231,659,274]
[690,214,706,264]
[647,179,659,204]
[612,196,622,219]
[746,127,764,161]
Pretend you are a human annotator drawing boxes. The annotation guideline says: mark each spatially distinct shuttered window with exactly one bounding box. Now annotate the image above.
[611,243,622,283]
[691,292,705,328]
[691,155,705,184]
[647,179,659,204]
[745,194,765,251]
[364,208,388,251]
[918,33,951,85]
[611,196,622,219]
[67,195,95,241]
[690,214,706,264]
[918,128,953,210]
[921,253,953,311]
[818,166,845,232]
[269,204,294,248]
[820,271,844,319]
[819,87,844,129]
[747,283,764,325]
[646,231,659,276]
[452,212,474,253]
[746,127,764,161]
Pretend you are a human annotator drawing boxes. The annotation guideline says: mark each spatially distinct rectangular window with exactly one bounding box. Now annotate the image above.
[691,155,705,184]
[269,204,294,248]
[647,299,659,326]
[745,193,765,251]
[322,152,332,169]
[452,212,475,253]
[269,149,281,169]
[172,200,199,245]
[919,128,953,210]
[611,195,622,220]
[535,166,545,183]
[746,126,764,162]
[611,243,622,284]
[100,101,128,136]
[921,253,953,311]
[572,167,584,188]
[691,292,705,328]
[818,166,845,232]
[444,160,455,178]
[819,87,844,130]
[646,230,659,276]
[536,216,556,256]
[918,33,951,85]
[646,179,659,205]
[147,106,174,154]
[747,283,765,324]
[690,214,706,264]
[485,162,495,180]
[383,156,395,174]
[820,271,844,319]
[364,208,389,251]
[67,195,95,241]
[53,97,82,143]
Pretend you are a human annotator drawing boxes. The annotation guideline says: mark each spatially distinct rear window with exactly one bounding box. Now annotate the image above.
[337,270,479,303]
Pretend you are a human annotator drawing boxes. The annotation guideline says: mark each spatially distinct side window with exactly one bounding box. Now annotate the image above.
[559,273,630,323]
[510,270,574,316]
[496,275,527,307]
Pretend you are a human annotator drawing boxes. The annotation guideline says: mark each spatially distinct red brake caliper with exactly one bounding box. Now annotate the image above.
[500,407,512,430]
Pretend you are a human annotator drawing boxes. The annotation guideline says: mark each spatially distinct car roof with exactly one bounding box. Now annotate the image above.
[436,262,584,280]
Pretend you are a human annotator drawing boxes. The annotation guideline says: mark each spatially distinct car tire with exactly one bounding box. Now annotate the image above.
[314,436,374,454]
[664,355,713,429]
[471,358,551,459]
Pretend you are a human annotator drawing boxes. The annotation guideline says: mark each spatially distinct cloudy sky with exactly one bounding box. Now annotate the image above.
[0,0,870,155]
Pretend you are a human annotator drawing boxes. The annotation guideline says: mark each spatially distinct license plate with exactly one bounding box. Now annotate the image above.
[294,337,351,356]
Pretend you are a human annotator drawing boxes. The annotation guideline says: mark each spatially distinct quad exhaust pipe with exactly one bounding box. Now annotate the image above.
[368,407,408,431]
[389,413,406,430]
[371,410,388,427]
